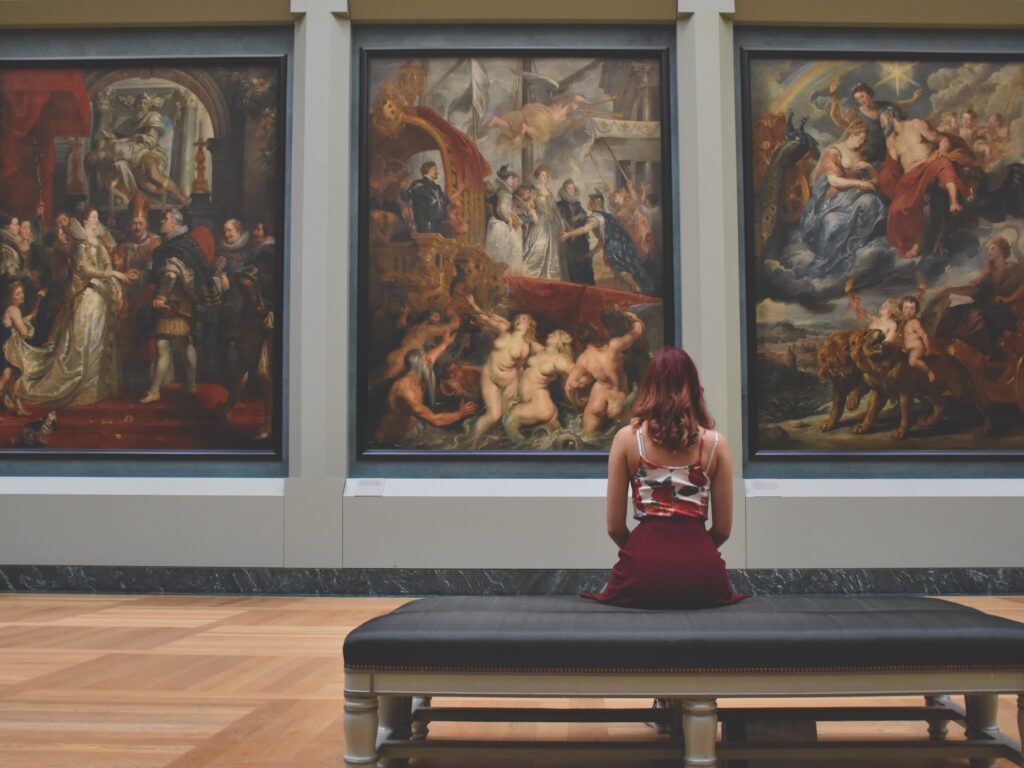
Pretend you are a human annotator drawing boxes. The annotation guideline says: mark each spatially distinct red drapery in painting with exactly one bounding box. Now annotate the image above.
[373,106,491,191]
[503,273,661,331]
[409,106,491,191]
[0,69,91,225]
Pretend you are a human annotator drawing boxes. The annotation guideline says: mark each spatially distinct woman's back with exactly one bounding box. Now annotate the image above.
[582,347,746,610]
[629,422,719,521]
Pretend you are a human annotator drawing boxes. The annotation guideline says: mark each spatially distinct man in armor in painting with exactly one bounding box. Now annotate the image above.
[139,208,224,403]
[401,161,449,234]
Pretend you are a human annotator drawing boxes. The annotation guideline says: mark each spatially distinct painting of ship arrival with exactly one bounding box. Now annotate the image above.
[360,53,672,454]
[744,52,1024,455]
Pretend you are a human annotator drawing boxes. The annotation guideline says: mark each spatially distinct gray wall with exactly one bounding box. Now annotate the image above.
[2,0,1024,574]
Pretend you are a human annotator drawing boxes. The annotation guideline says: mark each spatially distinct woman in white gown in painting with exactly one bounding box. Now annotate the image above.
[4,207,134,407]
[521,165,566,280]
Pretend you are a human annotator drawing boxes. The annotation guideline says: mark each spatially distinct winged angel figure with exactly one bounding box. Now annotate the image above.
[484,63,617,151]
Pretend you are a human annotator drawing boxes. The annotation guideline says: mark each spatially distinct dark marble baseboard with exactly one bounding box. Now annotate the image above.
[1,566,1023,596]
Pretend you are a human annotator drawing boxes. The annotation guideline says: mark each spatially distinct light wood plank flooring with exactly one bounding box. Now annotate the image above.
[0,593,1020,767]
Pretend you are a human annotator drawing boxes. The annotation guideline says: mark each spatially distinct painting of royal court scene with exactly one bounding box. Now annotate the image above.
[744,51,1024,456]
[0,61,284,457]
[360,54,673,456]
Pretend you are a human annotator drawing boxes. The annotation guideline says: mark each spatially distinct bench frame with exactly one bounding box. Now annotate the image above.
[343,668,1024,766]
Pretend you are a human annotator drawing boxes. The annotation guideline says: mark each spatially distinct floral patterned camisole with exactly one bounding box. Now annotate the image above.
[631,426,719,521]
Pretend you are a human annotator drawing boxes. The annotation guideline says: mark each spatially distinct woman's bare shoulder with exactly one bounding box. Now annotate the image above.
[610,423,638,450]
[613,423,636,440]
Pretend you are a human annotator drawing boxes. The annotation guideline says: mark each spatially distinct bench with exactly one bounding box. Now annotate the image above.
[342,595,1024,766]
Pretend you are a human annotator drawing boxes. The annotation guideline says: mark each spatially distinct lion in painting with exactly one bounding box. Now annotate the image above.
[816,328,991,439]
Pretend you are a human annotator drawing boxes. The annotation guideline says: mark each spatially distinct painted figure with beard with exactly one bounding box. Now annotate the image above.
[466,294,543,439]
[829,82,925,165]
[485,165,524,273]
[557,179,593,285]
[374,305,461,385]
[800,121,887,277]
[505,329,575,439]
[401,161,449,235]
[610,184,653,260]
[117,200,162,276]
[374,330,476,444]
[89,93,191,207]
[875,105,972,259]
[4,208,134,407]
[116,196,162,383]
[216,218,254,395]
[521,165,566,281]
[139,209,224,403]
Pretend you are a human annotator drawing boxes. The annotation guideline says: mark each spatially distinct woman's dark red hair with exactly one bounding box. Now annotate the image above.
[631,347,713,451]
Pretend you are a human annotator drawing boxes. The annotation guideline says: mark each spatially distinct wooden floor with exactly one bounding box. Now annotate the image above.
[0,593,1021,767]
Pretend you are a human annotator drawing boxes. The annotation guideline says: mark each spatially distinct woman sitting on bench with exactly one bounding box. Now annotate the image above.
[582,346,746,609]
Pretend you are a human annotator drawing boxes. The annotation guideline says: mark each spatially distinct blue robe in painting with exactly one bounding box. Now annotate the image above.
[800,175,887,278]
[593,211,655,296]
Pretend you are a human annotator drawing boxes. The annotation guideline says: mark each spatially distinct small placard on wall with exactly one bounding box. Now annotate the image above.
[351,478,386,497]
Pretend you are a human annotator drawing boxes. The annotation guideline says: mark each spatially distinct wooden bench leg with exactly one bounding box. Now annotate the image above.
[682,698,718,767]
[925,695,951,741]
[1018,695,1023,764]
[343,692,379,768]
[410,696,431,740]
[965,693,999,768]
[378,696,411,767]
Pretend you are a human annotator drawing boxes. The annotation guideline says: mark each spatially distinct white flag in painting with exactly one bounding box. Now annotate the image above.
[447,58,489,125]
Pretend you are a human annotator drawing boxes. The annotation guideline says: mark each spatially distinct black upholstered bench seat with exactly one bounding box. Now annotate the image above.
[341,595,1024,767]
[344,595,1024,673]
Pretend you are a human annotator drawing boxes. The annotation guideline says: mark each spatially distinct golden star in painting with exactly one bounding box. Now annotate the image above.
[876,62,919,98]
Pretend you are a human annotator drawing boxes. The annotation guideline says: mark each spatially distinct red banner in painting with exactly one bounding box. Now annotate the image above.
[503,273,661,331]
[0,69,91,225]
[411,106,492,191]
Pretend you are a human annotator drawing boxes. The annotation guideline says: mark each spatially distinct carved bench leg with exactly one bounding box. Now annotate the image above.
[925,695,951,741]
[410,696,431,740]
[1018,695,1023,765]
[343,692,379,768]
[378,696,411,768]
[965,693,999,768]
[682,698,718,767]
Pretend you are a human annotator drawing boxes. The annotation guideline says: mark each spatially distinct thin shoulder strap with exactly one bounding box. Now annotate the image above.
[707,430,721,467]
[635,425,647,459]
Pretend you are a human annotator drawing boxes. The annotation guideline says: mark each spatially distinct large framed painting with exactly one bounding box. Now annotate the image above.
[356,29,676,460]
[0,52,286,462]
[739,29,1024,461]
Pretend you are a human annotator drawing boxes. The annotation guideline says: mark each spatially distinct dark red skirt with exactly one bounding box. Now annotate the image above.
[581,515,747,609]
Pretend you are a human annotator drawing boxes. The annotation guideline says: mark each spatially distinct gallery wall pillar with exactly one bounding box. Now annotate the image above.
[677,0,746,566]
[284,0,351,566]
